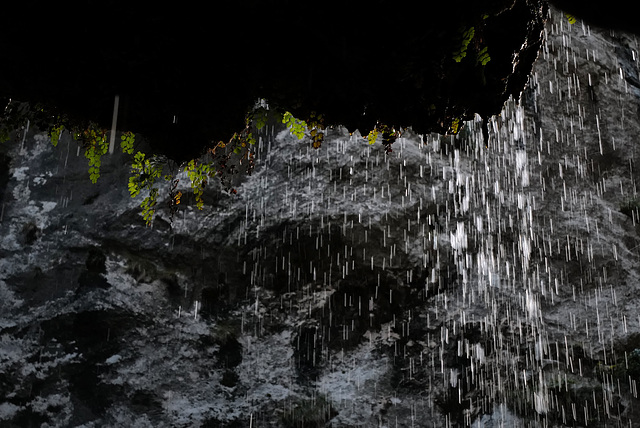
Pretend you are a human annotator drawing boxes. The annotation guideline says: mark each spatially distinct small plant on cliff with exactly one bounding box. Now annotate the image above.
[452,20,491,67]
[49,124,64,147]
[282,111,307,140]
[453,26,476,62]
[279,110,328,148]
[120,131,135,154]
[128,151,165,225]
[185,159,214,210]
[2,99,405,223]
[73,123,109,184]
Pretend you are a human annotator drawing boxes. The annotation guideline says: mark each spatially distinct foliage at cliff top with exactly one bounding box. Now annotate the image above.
[2,99,411,226]
[0,0,550,225]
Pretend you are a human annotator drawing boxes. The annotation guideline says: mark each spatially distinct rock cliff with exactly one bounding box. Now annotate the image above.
[2,6,640,428]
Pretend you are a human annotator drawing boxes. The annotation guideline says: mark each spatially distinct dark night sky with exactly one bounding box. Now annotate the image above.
[1,1,634,162]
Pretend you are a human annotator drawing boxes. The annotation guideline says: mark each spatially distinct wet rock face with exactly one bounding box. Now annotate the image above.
[4,5,640,427]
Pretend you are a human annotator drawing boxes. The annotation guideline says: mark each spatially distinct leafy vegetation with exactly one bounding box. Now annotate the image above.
[449,118,461,135]
[140,188,159,225]
[49,124,64,147]
[185,159,214,210]
[251,106,269,131]
[366,129,379,145]
[0,98,417,225]
[1,1,547,229]
[74,123,109,184]
[476,46,491,66]
[168,177,182,221]
[276,109,327,148]
[120,131,135,154]
[453,26,476,62]
[375,124,401,154]
[128,151,165,225]
[306,111,325,149]
[452,21,491,68]
[282,111,307,140]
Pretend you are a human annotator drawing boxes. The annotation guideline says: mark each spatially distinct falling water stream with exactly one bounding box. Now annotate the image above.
[220,7,640,427]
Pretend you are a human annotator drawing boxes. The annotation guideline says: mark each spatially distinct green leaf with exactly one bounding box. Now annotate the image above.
[140,188,159,226]
[128,178,141,197]
[120,131,135,154]
[453,26,475,62]
[476,46,491,66]
[128,151,165,201]
[282,111,307,140]
[252,107,269,130]
[50,124,64,147]
[367,129,379,145]
[185,159,215,210]
[82,124,108,183]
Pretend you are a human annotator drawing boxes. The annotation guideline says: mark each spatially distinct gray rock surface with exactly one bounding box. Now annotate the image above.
[2,6,640,428]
